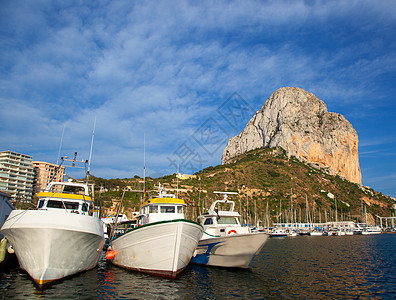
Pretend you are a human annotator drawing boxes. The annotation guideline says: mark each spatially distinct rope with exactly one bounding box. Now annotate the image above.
[2,210,28,222]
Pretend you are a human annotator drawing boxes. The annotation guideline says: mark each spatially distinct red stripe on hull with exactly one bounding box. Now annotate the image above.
[112,261,186,279]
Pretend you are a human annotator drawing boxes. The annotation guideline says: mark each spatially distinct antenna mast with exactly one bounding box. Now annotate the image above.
[56,125,65,165]
[143,133,146,205]
[88,116,96,178]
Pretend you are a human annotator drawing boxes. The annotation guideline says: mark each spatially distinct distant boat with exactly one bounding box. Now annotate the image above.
[1,156,104,287]
[287,230,298,237]
[298,230,310,236]
[102,213,130,225]
[270,228,288,237]
[102,213,136,242]
[309,230,323,236]
[107,183,203,279]
[190,192,269,268]
[328,228,340,236]
[361,226,382,235]
[345,229,354,235]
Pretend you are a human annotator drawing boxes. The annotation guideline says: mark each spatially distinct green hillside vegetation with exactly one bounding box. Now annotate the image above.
[93,147,395,225]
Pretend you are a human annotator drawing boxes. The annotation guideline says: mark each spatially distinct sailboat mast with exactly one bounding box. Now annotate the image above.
[290,188,293,224]
[246,192,249,225]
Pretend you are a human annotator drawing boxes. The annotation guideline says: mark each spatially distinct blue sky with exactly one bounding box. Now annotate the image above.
[1,0,395,197]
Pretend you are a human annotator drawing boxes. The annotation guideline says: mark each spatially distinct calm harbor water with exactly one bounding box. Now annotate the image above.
[1,234,395,299]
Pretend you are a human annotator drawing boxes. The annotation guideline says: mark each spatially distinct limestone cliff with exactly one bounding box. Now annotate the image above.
[222,87,362,184]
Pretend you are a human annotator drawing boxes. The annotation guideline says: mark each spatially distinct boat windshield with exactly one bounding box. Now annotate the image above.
[149,205,158,213]
[204,218,214,225]
[46,200,79,210]
[160,205,175,213]
[217,216,238,225]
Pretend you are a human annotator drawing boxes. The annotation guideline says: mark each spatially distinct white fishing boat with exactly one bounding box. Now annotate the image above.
[0,156,104,287]
[190,192,269,268]
[106,183,203,279]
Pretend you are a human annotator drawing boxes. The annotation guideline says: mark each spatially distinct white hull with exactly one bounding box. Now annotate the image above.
[110,220,203,278]
[361,229,382,235]
[1,210,104,287]
[191,232,269,268]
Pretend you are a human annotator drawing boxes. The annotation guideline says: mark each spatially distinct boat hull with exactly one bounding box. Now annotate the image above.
[109,219,203,279]
[1,210,104,287]
[361,229,382,235]
[190,232,269,268]
[309,231,323,236]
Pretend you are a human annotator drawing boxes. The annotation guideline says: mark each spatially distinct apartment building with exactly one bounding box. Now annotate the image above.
[33,161,65,194]
[0,150,34,201]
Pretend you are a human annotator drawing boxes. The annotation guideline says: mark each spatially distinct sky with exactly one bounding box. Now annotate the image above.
[0,0,395,198]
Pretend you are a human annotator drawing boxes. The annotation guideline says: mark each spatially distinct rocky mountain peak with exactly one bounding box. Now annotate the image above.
[222,87,362,184]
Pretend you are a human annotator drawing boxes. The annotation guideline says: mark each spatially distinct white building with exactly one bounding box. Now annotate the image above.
[0,151,34,201]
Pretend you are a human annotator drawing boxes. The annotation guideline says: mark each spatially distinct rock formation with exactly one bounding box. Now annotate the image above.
[222,87,362,184]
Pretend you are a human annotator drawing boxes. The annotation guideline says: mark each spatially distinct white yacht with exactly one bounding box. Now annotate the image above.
[106,184,203,279]
[1,157,104,287]
[270,228,288,237]
[190,192,269,268]
[309,230,323,236]
[361,225,382,235]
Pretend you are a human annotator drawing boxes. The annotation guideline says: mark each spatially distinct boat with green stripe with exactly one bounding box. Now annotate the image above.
[106,183,203,279]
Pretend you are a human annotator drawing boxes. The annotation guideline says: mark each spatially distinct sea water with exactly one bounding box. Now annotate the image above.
[0,234,395,299]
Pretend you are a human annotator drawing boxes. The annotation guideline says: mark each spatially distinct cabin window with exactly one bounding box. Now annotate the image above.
[62,185,86,195]
[82,203,88,212]
[38,200,45,208]
[46,200,63,209]
[204,218,213,225]
[177,206,183,214]
[160,206,175,213]
[217,217,238,225]
[65,202,79,210]
[149,205,158,213]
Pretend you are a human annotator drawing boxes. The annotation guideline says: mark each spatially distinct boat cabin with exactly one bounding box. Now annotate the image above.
[198,199,250,238]
[36,181,94,216]
[137,191,186,225]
